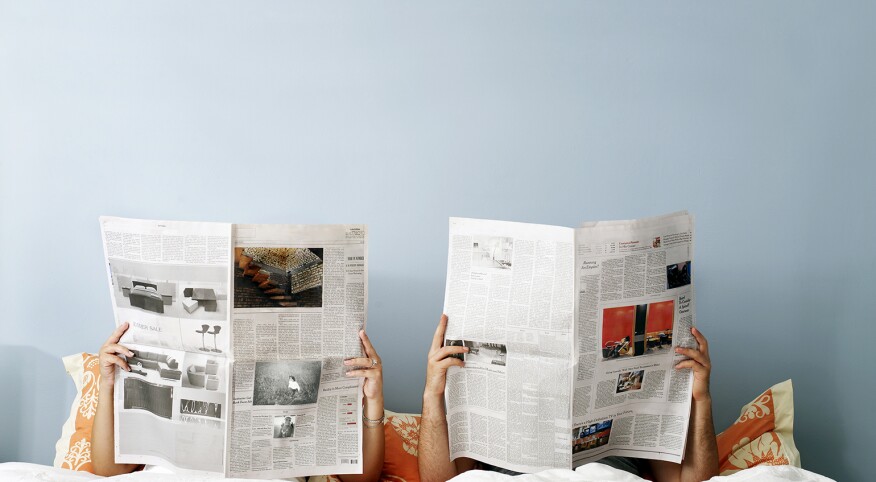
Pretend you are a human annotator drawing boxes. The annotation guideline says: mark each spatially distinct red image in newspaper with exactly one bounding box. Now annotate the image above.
[601,300,674,360]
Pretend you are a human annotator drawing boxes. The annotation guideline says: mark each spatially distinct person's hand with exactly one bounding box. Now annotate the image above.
[99,322,134,387]
[675,327,711,403]
[344,330,384,403]
[424,314,468,397]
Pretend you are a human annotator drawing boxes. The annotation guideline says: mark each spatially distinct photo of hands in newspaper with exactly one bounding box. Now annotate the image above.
[100,218,367,478]
[442,212,697,474]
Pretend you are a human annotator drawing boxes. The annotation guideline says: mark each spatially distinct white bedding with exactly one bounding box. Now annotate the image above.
[0,463,298,482]
[0,463,835,482]
[448,464,835,482]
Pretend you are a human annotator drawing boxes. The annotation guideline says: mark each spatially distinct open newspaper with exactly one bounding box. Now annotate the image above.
[99,217,367,478]
[442,211,696,473]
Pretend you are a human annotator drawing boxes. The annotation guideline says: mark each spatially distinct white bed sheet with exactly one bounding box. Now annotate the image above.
[0,463,835,482]
[0,463,298,482]
[447,464,836,482]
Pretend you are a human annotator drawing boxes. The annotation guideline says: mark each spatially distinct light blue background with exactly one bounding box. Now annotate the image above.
[1,2,874,480]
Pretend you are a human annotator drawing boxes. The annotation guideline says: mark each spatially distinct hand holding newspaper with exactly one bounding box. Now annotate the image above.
[442,211,696,473]
[99,217,367,478]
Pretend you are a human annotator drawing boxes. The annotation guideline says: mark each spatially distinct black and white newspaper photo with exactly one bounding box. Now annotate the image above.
[227,223,367,479]
[100,217,233,473]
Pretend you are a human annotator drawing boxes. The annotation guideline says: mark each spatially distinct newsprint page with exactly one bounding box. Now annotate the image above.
[100,217,367,478]
[442,212,696,473]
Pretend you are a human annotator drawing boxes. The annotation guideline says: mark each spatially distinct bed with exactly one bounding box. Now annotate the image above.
[0,461,834,481]
[0,354,837,482]
[129,282,165,314]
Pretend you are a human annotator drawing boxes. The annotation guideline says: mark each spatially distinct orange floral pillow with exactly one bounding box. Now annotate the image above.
[716,379,800,475]
[382,412,421,482]
[54,353,101,472]
[317,410,421,482]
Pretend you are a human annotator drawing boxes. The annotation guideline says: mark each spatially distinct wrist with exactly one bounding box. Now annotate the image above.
[364,394,384,410]
[362,410,385,428]
[423,389,444,403]
[423,390,444,405]
[424,380,445,398]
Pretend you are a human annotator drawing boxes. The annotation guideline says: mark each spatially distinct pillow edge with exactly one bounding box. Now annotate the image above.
[54,353,88,468]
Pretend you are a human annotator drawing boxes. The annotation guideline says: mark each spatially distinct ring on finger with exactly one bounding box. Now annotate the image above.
[371,358,378,368]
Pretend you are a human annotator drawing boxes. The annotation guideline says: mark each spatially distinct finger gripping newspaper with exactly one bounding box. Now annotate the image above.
[100,217,367,478]
[442,211,696,473]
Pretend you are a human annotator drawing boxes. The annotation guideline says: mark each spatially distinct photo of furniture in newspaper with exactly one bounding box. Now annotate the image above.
[180,352,225,391]
[180,398,223,419]
[179,318,227,354]
[126,348,183,382]
[234,247,324,309]
[108,258,228,320]
[123,377,174,419]
[601,300,674,360]
[443,212,697,474]
[114,343,228,473]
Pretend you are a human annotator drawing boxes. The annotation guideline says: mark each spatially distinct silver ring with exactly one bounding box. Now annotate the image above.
[371,358,378,368]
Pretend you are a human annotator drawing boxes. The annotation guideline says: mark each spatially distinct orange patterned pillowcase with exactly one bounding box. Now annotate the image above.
[54,353,101,472]
[317,411,422,482]
[382,412,421,482]
[716,379,800,475]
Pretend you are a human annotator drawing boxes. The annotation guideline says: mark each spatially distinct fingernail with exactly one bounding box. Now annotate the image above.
[343,360,352,365]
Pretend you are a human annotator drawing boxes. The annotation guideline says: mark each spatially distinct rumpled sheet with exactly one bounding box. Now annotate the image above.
[0,463,298,482]
[449,464,835,482]
[0,463,835,482]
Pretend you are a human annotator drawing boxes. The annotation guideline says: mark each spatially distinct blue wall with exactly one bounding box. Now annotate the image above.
[1,2,874,480]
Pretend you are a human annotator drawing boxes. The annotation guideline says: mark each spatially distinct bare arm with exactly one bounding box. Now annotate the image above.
[91,323,141,476]
[339,331,386,482]
[418,315,476,482]
[650,327,719,482]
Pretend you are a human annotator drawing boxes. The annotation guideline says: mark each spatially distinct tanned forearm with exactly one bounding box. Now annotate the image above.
[91,381,139,476]
[419,315,475,482]
[680,398,719,482]
[650,327,719,482]
[649,398,719,482]
[419,393,459,482]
